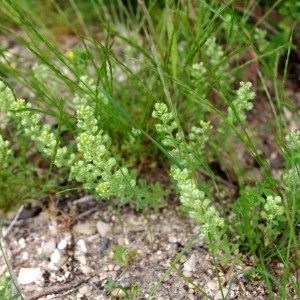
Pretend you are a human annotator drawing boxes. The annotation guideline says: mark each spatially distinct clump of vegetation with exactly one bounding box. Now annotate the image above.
[0,0,299,299]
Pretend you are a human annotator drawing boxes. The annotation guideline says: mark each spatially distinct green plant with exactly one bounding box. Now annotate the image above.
[0,276,21,300]
[112,245,137,267]
[0,74,167,210]
[105,276,141,300]
[0,0,299,298]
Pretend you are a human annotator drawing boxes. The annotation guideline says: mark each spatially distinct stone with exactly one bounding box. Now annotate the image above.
[96,221,112,237]
[79,284,91,295]
[108,264,114,271]
[18,238,26,249]
[182,271,192,278]
[80,265,92,275]
[50,249,61,264]
[18,268,41,285]
[21,251,29,260]
[77,239,88,253]
[183,254,197,272]
[214,288,231,300]
[41,239,56,256]
[207,280,219,291]
[117,236,125,246]
[168,236,177,243]
[73,222,97,235]
[57,238,68,250]
[114,265,121,271]
[111,288,126,298]
[75,254,87,265]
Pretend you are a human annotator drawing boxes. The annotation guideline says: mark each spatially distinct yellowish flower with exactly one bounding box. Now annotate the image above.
[65,50,75,59]
[96,182,110,195]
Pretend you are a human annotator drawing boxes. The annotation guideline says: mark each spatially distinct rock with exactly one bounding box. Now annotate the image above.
[161,225,172,234]
[111,288,126,298]
[77,239,88,253]
[18,238,26,249]
[41,239,56,256]
[21,251,29,260]
[168,236,177,243]
[80,265,92,275]
[214,288,230,300]
[114,265,121,271]
[117,236,125,246]
[78,284,91,295]
[182,271,192,278]
[207,280,219,291]
[108,264,114,271]
[183,254,197,272]
[75,254,87,265]
[96,221,112,237]
[127,216,143,227]
[57,238,68,250]
[18,268,41,285]
[50,249,61,264]
[73,222,97,235]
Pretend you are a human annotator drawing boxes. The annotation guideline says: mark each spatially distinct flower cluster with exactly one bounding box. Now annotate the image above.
[0,72,136,201]
[70,76,136,199]
[283,168,299,192]
[171,166,224,235]
[227,81,255,123]
[261,195,284,221]
[260,195,285,247]
[152,102,212,168]
[0,81,72,167]
[285,130,300,164]
[0,135,12,169]
[282,130,300,195]
[286,130,300,151]
[153,102,224,237]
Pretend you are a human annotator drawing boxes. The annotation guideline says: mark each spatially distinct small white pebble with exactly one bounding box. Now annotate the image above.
[73,222,97,235]
[214,288,231,300]
[50,249,61,264]
[168,236,177,243]
[79,284,91,295]
[75,254,87,265]
[18,268,41,285]
[183,254,197,272]
[207,269,214,276]
[18,238,26,248]
[111,288,126,298]
[57,239,68,250]
[207,280,219,291]
[96,221,112,237]
[77,239,88,253]
[21,251,29,260]
[182,271,192,278]
[80,265,91,275]
[114,265,121,271]
[41,239,56,256]
[108,264,114,271]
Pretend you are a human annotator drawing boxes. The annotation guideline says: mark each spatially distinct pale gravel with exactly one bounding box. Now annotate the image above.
[1,197,293,300]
